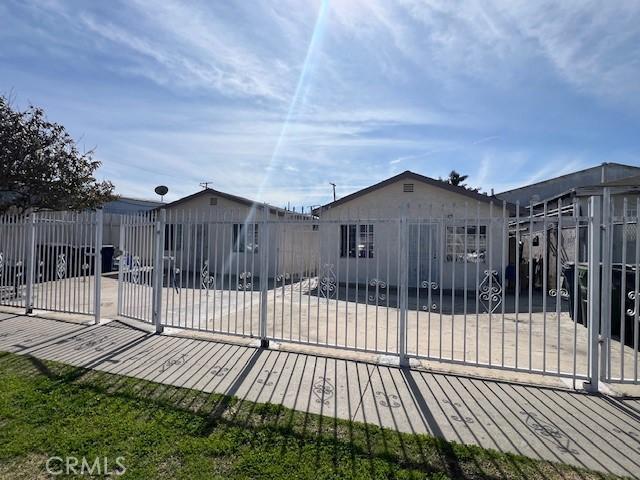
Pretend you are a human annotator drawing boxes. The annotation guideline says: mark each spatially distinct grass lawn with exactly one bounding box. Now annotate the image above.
[0,351,621,479]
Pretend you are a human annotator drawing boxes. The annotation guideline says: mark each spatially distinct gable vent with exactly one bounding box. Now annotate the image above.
[209,197,218,205]
[403,183,414,193]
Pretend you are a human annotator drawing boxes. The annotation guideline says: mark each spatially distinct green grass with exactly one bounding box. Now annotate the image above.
[0,352,620,479]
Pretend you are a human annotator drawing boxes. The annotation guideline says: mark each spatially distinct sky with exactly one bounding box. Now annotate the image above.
[1,0,639,209]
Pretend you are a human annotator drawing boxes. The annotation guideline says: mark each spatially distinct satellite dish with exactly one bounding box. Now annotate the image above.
[154,185,168,202]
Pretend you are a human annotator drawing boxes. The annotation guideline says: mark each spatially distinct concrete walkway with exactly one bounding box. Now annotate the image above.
[0,310,639,478]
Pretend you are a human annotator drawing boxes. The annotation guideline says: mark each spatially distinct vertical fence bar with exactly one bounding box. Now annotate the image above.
[117,215,125,316]
[153,209,166,333]
[259,206,269,347]
[25,212,36,314]
[94,209,103,324]
[600,188,612,381]
[398,213,409,366]
[586,195,601,392]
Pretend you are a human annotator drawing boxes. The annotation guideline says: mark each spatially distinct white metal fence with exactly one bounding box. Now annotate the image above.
[0,194,638,388]
[0,210,102,320]
[108,195,639,387]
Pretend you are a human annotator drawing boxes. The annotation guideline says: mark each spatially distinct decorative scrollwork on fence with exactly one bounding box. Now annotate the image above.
[275,272,290,282]
[627,290,638,317]
[478,270,501,313]
[0,252,3,274]
[320,264,336,299]
[549,288,570,299]
[421,303,438,311]
[420,280,439,290]
[368,278,387,302]
[37,260,44,281]
[238,271,252,290]
[130,256,141,284]
[200,260,215,290]
[56,254,66,280]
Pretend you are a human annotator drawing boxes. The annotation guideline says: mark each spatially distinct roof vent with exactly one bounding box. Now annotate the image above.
[209,197,218,206]
[403,183,414,193]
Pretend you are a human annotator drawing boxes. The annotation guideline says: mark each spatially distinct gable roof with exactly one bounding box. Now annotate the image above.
[317,170,497,212]
[158,188,310,217]
[162,188,259,210]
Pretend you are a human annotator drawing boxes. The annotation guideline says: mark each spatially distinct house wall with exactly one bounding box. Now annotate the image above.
[318,180,506,289]
[163,192,316,280]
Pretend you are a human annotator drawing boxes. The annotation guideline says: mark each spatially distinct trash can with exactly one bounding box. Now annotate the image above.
[563,263,589,327]
[101,245,114,273]
[565,263,639,347]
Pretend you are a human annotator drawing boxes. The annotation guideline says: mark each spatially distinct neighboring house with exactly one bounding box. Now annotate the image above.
[314,171,509,289]
[499,164,640,290]
[496,162,640,206]
[102,196,163,246]
[157,188,316,280]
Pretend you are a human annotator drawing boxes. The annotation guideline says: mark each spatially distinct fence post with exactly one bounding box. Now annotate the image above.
[585,196,601,392]
[398,212,409,367]
[152,209,166,334]
[93,209,103,325]
[600,188,612,382]
[116,216,125,316]
[259,204,269,348]
[24,212,36,314]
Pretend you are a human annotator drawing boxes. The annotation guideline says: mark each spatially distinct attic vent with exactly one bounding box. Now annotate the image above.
[403,183,414,193]
[209,197,218,206]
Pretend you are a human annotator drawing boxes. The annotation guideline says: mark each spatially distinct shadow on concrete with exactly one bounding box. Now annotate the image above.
[0,315,638,478]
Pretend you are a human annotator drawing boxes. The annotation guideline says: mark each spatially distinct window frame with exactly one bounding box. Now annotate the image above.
[232,223,259,254]
[340,224,374,258]
[445,224,487,263]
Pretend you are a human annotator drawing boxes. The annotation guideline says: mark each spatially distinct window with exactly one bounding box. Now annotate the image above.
[232,223,259,253]
[403,183,414,192]
[446,225,486,262]
[340,224,374,258]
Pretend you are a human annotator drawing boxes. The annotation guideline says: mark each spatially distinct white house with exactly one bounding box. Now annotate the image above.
[314,171,510,290]
[158,188,316,282]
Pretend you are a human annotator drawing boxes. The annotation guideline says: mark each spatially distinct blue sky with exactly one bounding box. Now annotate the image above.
[2,0,639,209]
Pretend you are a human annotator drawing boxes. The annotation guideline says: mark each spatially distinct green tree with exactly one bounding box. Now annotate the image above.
[0,95,115,213]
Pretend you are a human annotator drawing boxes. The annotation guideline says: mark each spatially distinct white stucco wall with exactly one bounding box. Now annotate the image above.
[316,179,507,290]
[163,192,317,279]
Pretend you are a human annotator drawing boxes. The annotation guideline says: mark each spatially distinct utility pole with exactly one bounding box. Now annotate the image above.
[329,182,336,202]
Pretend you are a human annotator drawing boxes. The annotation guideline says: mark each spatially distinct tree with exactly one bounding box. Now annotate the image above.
[0,95,116,214]
[446,170,469,187]
[438,170,480,192]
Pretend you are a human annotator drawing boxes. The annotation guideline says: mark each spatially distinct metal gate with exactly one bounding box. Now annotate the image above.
[0,210,103,320]
[109,195,640,389]
[117,212,157,324]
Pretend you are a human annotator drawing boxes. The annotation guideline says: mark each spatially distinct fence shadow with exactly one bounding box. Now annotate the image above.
[0,317,635,478]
